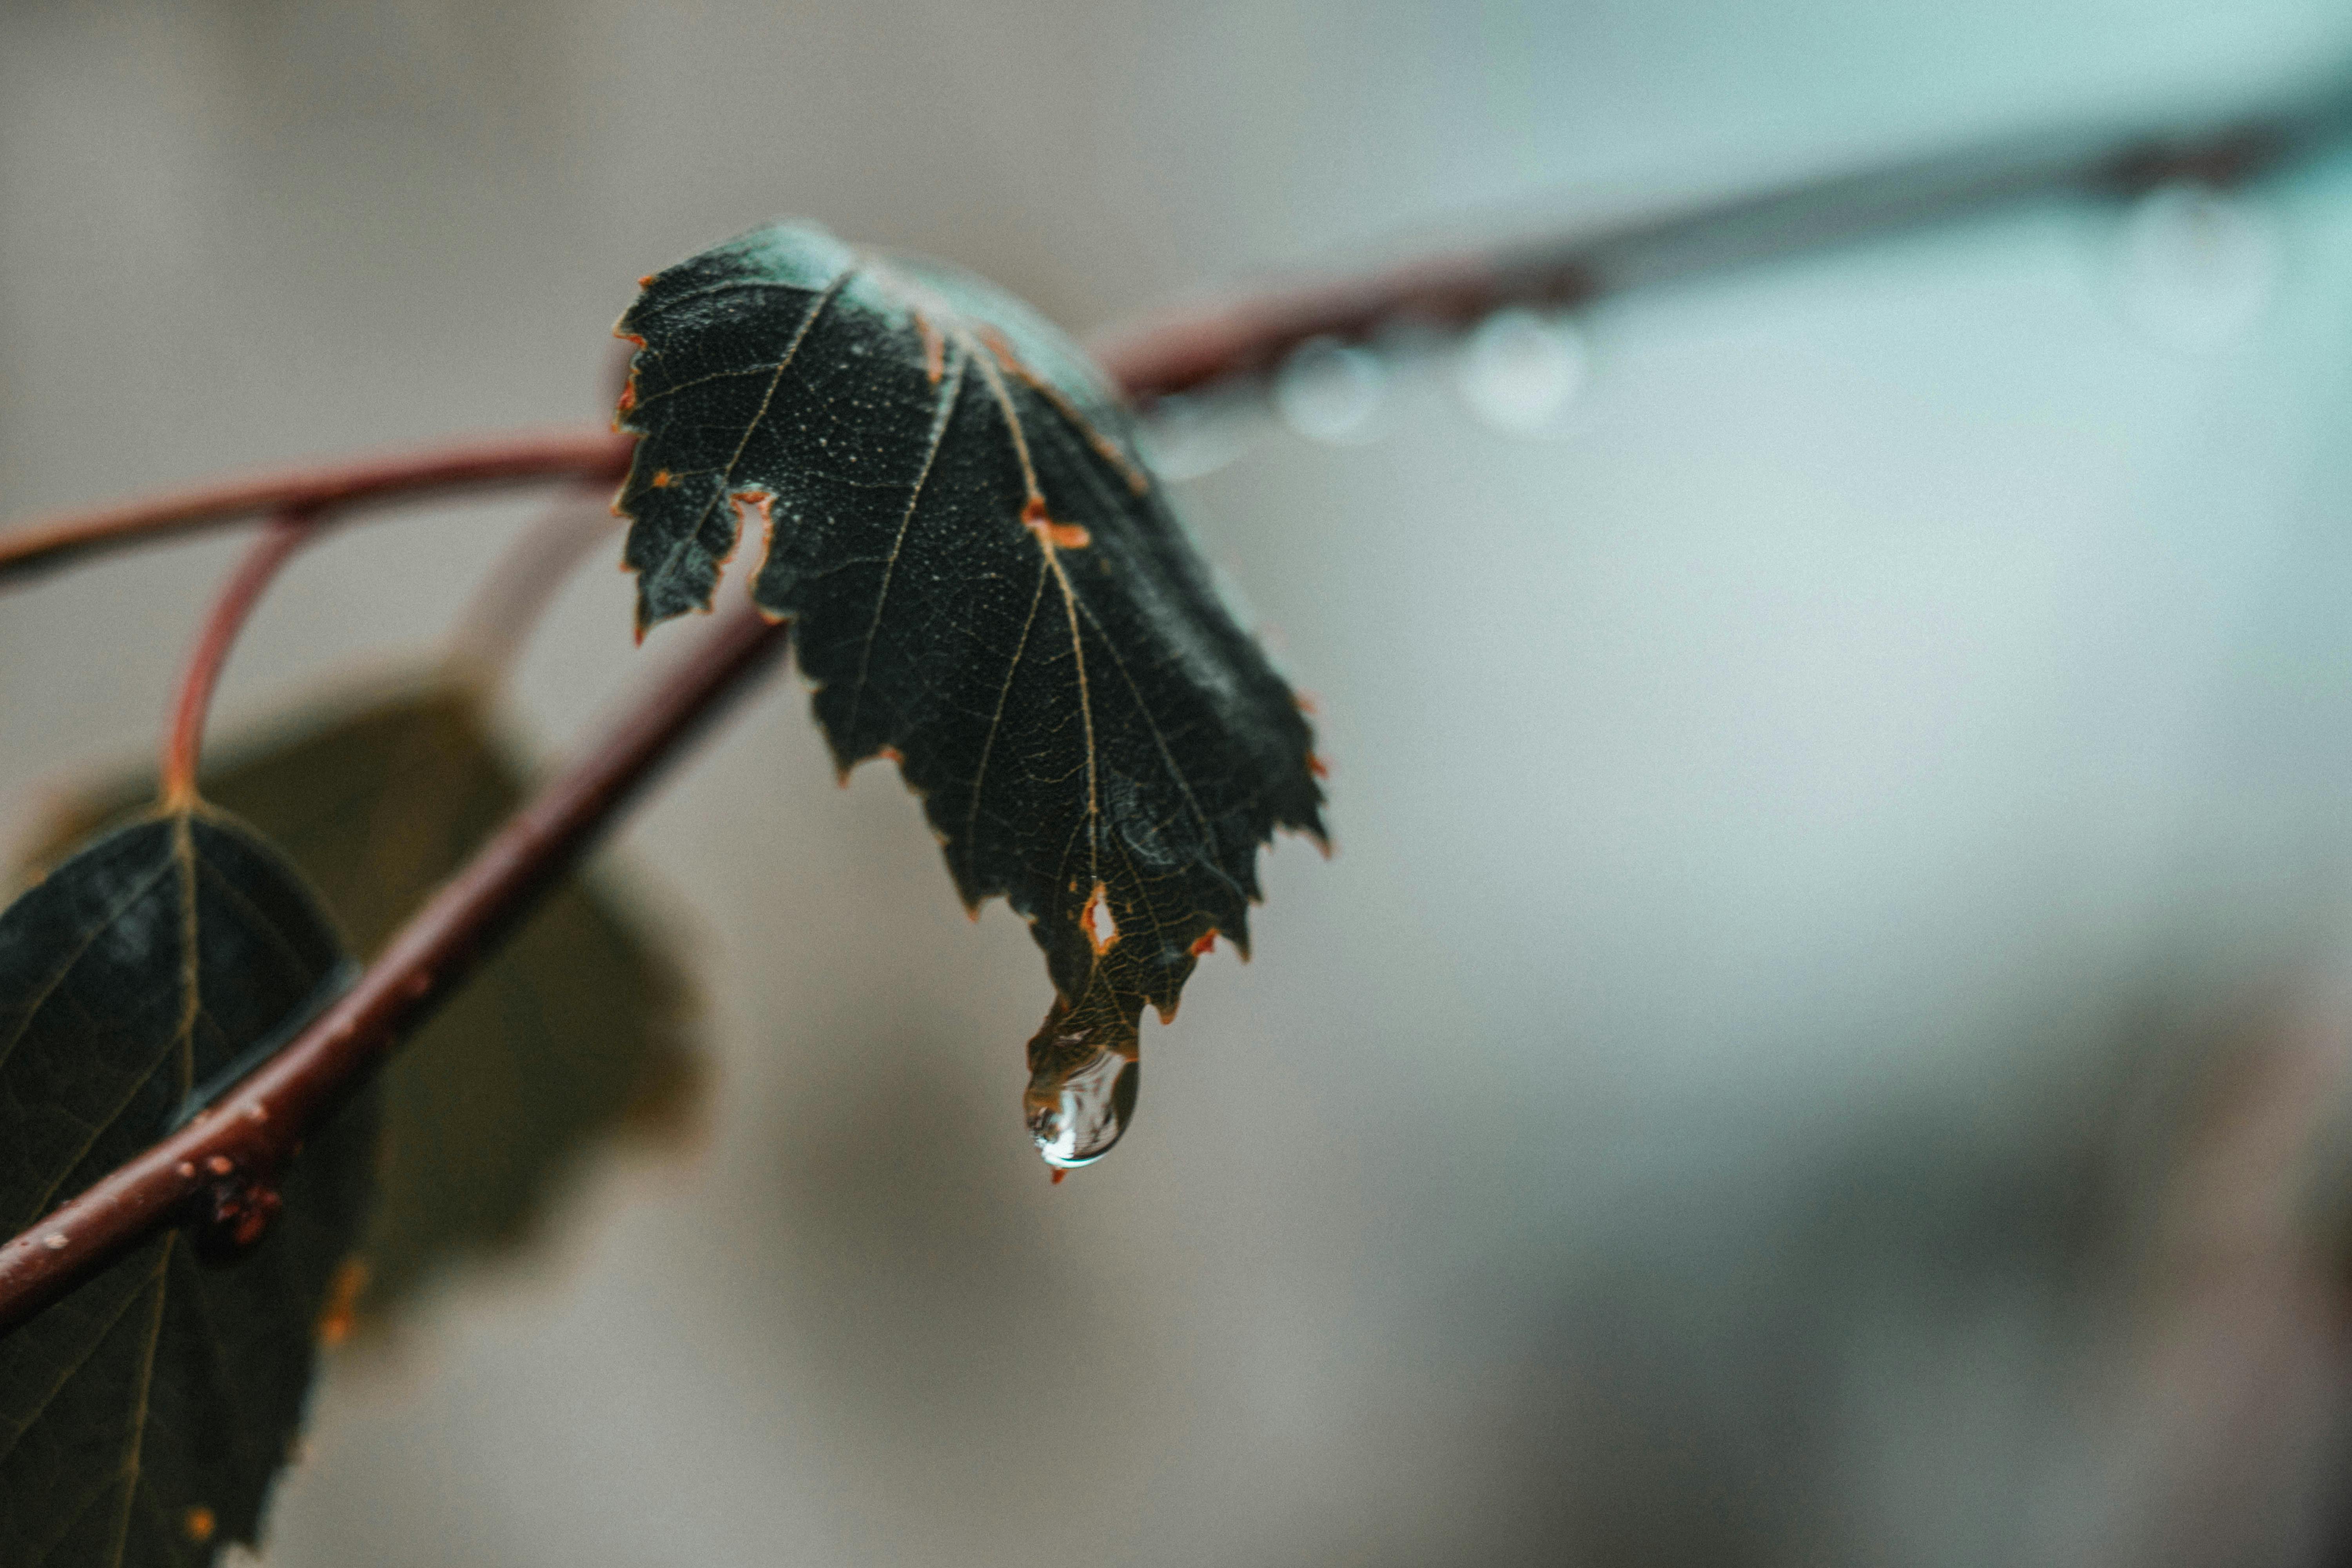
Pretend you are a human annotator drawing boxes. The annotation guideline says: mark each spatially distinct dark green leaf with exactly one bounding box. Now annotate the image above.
[27,681,701,1326]
[615,221,1325,1075]
[0,809,376,1568]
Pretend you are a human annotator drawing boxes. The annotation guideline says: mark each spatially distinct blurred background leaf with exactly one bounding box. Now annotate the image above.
[20,679,703,1330]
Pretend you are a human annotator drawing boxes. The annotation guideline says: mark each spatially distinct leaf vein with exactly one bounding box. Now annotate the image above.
[844,348,967,742]
[0,851,178,1078]
[965,560,1051,894]
[0,1255,164,1467]
[1071,592,1227,884]
[649,266,855,604]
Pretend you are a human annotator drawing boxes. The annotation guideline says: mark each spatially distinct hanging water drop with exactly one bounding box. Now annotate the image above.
[1273,336,1386,444]
[1457,308,1588,433]
[1025,1000,1141,1170]
[1028,1044,1139,1169]
[2114,181,2278,352]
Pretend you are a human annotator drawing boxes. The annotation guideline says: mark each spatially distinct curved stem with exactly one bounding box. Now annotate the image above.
[160,511,319,807]
[0,427,630,586]
[0,599,788,1336]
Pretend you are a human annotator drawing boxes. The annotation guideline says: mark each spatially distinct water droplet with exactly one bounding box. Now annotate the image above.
[2115,182,2279,352]
[1025,993,1143,1171]
[1137,392,1254,481]
[1457,308,1588,432]
[41,1232,67,1251]
[1028,1044,1140,1169]
[1273,337,1386,444]
[318,1258,369,1348]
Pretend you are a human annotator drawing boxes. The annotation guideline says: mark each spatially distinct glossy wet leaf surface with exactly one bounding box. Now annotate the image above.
[28,681,701,1326]
[616,221,1325,1103]
[0,810,376,1567]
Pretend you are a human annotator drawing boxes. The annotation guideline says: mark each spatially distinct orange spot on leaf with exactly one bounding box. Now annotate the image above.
[1307,751,1330,780]
[1051,1167,1067,1185]
[651,469,672,488]
[1022,498,1090,550]
[914,311,947,384]
[637,274,656,289]
[1190,929,1219,957]
[978,326,1024,375]
[318,1258,369,1348]
[184,1506,216,1544]
[1080,882,1118,955]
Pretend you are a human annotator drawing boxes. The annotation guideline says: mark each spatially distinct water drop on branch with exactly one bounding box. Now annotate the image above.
[2114,182,2279,352]
[1138,391,1256,481]
[1457,308,1589,433]
[1274,337,1387,444]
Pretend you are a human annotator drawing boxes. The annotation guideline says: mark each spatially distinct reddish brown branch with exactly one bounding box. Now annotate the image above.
[160,510,319,806]
[0,427,630,585]
[0,600,787,1336]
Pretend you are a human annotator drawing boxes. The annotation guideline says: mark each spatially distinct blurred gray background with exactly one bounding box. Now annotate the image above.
[9,1,2352,1564]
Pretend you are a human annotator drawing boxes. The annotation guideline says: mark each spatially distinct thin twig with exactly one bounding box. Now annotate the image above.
[0,427,630,585]
[1095,71,2352,401]
[159,510,319,807]
[0,599,788,1336]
